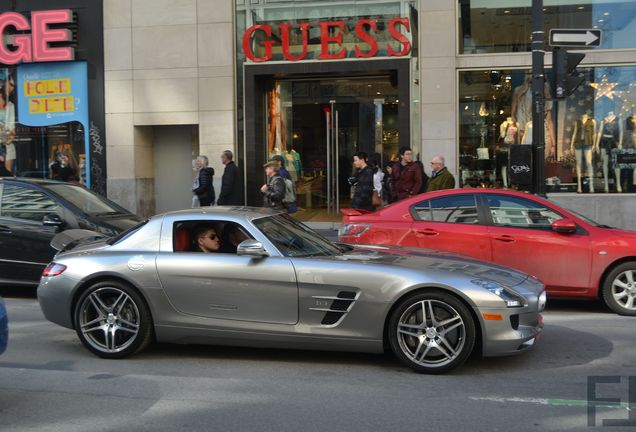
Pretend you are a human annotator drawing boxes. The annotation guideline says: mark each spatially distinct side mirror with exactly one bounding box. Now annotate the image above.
[43,214,64,228]
[237,239,268,258]
[552,218,577,234]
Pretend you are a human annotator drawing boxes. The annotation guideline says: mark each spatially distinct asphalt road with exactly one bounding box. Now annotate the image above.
[1,288,635,432]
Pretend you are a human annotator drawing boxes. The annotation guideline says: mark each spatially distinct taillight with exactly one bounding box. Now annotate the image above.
[338,223,370,239]
[42,263,67,277]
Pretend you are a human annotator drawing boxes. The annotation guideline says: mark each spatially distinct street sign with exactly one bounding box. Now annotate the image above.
[549,29,602,47]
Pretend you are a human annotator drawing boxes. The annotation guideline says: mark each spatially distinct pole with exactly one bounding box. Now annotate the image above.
[531,0,546,196]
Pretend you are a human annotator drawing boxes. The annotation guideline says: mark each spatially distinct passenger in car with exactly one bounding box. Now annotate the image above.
[220,224,250,254]
[192,224,221,253]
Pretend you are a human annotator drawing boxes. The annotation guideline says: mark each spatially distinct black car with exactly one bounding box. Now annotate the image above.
[0,178,142,286]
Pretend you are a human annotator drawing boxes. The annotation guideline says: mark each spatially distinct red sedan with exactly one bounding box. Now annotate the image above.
[339,189,636,316]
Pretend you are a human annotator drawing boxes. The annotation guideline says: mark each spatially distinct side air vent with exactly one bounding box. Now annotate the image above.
[310,291,358,326]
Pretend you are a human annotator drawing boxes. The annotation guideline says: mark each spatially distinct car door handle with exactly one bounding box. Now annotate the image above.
[0,225,11,234]
[493,235,515,243]
[414,229,439,237]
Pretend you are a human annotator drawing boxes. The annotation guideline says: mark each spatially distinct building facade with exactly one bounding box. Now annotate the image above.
[0,0,106,194]
[99,0,636,227]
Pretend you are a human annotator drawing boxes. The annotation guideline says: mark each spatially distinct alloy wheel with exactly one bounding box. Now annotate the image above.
[611,270,636,312]
[396,299,466,368]
[77,287,141,354]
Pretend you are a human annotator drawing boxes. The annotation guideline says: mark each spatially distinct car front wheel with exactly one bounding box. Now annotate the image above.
[74,281,153,358]
[388,291,476,374]
[602,262,636,316]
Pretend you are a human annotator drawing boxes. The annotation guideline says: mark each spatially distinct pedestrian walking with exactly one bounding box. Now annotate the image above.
[349,152,374,211]
[270,154,297,213]
[192,155,216,206]
[261,160,286,210]
[427,155,456,192]
[391,146,423,201]
[217,150,244,206]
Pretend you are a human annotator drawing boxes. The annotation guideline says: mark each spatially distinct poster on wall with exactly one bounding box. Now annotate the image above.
[16,61,90,186]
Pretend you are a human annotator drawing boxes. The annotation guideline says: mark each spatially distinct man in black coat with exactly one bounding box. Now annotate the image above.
[192,155,215,206]
[350,152,374,211]
[217,150,244,206]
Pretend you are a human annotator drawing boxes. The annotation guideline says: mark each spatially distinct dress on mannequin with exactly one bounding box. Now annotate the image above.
[497,118,517,188]
[596,112,622,192]
[571,114,596,193]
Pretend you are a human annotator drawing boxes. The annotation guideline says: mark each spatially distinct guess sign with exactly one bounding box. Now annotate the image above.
[243,18,411,62]
[0,9,75,65]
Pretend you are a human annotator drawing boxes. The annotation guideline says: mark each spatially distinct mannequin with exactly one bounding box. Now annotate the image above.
[520,117,557,159]
[497,117,518,188]
[626,115,636,191]
[571,112,596,193]
[511,75,553,145]
[595,111,623,193]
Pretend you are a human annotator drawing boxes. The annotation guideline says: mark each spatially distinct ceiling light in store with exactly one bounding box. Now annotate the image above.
[504,10,510,14]
[395,99,399,103]
[367,84,372,87]
[464,105,469,111]
[464,96,472,99]
[376,91,381,95]
[577,6,584,10]
[499,109,504,114]
[598,19,604,23]
[603,12,610,16]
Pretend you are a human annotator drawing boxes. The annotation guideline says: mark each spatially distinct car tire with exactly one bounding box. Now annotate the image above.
[74,280,153,359]
[602,262,636,316]
[388,291,476,374]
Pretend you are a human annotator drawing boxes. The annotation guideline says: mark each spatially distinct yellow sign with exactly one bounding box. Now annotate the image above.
[23,78,72,97]
[29,96,75,114]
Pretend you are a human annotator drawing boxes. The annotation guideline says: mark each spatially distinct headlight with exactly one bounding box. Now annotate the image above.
[538,290,547,312]
[471,279,526,308]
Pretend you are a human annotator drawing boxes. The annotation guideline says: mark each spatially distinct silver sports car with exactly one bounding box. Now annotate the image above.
[38,207,545,374]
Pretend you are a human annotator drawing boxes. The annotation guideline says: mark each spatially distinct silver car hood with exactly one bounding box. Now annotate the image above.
[328,245,534,289]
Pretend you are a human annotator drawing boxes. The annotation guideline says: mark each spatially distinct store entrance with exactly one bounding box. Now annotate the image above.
[244,60,410,222]
[271,78,398,221]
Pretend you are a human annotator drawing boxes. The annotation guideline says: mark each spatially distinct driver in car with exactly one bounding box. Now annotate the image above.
[192,224,221,253]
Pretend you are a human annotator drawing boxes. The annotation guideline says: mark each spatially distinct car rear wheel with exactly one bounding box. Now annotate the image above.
[602,262,636,316]
[74,281,153,358]
[388,291,476,374]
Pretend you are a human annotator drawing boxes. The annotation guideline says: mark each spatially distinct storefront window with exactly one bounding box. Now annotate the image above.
[459,1,636,54]
[458,65,636,193]
[0,66,87,184]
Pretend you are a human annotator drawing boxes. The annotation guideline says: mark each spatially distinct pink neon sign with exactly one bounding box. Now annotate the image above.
[0,9,75,65]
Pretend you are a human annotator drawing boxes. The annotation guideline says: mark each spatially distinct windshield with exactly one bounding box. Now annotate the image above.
[253,213,342,257]
[43,184,126,216]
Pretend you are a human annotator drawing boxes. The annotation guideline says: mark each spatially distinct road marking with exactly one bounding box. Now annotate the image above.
[469,396,635,410]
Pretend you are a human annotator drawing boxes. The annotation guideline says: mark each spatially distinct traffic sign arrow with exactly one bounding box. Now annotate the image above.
[549,29,602,47]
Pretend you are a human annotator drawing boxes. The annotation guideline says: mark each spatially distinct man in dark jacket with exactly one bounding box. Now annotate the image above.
[193,155,215,206]
[260,161,286,210]
[427,155,456,191]
[217,150,243,206]
[350,152,374,211]
[391,146,423,201]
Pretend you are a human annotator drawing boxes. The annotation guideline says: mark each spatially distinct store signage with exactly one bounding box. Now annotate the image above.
[549,29,602,47]
[0,9,75,65]
[17,61,87,125]
[243,18,411,62]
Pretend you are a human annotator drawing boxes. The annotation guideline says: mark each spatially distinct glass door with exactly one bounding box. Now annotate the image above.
[268,76,399,222]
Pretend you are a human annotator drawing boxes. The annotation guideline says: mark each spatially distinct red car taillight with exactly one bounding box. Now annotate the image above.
[338,223,370,239]
[42,263,67,277]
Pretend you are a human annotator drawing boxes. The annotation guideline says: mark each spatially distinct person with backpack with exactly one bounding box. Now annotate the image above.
[261,161,286,211]
[192,155,216,206]
[270,155,297,213]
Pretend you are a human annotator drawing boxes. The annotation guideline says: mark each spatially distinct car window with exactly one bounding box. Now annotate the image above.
[486,195,563,230]
[0,184,60,222]
[172,220,253,254]
[41,183,125,216]
[412,195,479,224]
